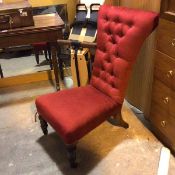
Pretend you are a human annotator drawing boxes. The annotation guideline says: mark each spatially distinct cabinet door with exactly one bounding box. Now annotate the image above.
[154,51,175,90]
[150,102,175,151]
[157,19,175,59]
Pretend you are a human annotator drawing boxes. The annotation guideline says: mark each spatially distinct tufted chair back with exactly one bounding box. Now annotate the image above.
[90,5,159,104]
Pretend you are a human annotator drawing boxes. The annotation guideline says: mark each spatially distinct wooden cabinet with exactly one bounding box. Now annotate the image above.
[150,0,175,152]
[120,0,161,117]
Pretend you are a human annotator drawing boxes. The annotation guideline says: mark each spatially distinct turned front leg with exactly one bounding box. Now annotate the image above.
[66,143,78,168]
[39,115,48,135]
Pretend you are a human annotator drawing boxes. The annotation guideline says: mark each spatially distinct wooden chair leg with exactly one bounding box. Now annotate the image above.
[58,57,64,80]
[0,64,4,78]
[107,110,129,129]
[39,116,48,135]
[48,47,51,60]
[48,48,53,70]
[35,51,40,65]
[66,143,78,168]
[44,49,49,61]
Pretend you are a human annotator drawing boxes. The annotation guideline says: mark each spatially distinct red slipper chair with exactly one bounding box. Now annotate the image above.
[35,5,159,168]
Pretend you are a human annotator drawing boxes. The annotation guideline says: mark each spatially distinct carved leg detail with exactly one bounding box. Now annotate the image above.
[66,143,78,168]
[39,116,48,135]
[107,110,129,129]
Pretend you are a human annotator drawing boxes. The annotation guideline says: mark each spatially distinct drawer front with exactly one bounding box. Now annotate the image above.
[154,51,175,90]
[152,79,175,118]
[150,103,175,148]
[157,19,175,59]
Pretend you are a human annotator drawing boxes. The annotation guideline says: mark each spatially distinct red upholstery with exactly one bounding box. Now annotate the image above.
[91,5,159,104]
[32,42,47,50]
[36,85,120,144]
[35,5,159,144]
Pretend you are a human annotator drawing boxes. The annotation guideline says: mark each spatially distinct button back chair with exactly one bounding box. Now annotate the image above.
[35,5,159,168]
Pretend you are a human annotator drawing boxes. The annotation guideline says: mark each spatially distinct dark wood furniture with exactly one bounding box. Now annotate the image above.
[149,0,175,153]
[0,64,3,78]
[0,13,64,89]
[32,42,52,69]
[0,1,34,30]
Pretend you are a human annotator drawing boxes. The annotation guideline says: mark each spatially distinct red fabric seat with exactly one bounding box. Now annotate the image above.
[32,42,47,48]
[35,5,159,165]
[36,85,120,144]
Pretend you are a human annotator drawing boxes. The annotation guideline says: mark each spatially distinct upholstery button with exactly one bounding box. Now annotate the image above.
[111,83,115,88]
[103,48,106,52]
[106,59,110,63]
[99,47,106,53]
[105,26,112,35]
[114,18,118,23]
[115,52,119,57]
[128,21,133,27]
[108,30,112,35]
[104,15,109,21]
[117,17,121,23]
[119,31,124,37]
[110,36,116,44]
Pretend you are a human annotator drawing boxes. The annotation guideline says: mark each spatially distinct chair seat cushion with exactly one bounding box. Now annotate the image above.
[32,42,47,50]
[36,85,120,144]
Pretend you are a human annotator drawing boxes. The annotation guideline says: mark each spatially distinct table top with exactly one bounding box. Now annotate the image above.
[0,13,64,38]
[0,1,31,11]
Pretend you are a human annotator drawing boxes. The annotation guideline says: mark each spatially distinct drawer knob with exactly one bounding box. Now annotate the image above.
[161,120,167,128]
[166,70,173,78]
[172,39,175,47]
[163,97,169,104]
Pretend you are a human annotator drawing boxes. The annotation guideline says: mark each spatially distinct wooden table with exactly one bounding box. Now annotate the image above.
[0,13,64,90]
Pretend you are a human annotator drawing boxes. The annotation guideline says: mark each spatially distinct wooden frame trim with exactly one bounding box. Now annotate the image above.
[0,70,55,88]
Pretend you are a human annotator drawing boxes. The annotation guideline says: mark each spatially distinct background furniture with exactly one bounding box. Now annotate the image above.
[149,0,175,153]
[0,1,34,30]
[3,0,77,24]
[32,42,52,69]
[0,13,64,89]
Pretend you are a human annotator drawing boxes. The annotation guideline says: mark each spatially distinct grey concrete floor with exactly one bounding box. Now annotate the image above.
[0,81,175,175]
[0,52,50,78]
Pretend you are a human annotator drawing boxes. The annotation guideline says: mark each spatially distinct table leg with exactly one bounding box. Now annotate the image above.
[0,64,4,78]
[50,42,60,91]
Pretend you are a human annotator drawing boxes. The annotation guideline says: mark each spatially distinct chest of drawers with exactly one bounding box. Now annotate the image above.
[150,18,175,152]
